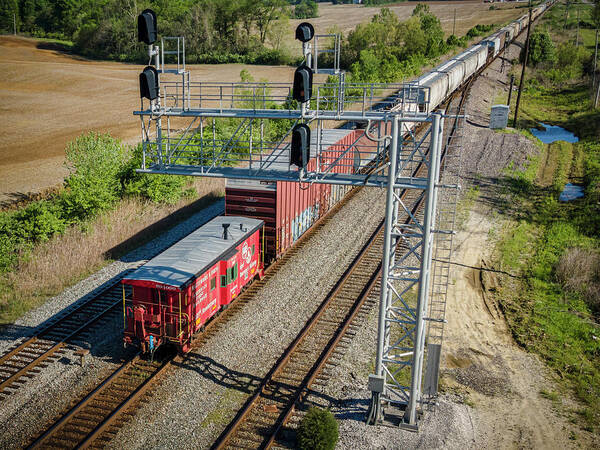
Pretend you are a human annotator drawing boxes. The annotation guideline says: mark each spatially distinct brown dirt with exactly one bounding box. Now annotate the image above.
[0,35,294,202]
[289,1,526,40]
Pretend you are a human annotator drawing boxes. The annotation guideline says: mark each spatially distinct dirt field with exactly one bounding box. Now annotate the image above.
[0,36,295,203]
[290,1,527,40]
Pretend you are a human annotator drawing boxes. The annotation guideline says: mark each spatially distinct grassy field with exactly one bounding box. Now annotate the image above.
[491,1,600,434]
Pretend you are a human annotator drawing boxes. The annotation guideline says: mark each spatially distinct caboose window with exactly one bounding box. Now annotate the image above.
[221,275,227,287]
[233,263,238,279]
[210,277,216,291]
[252,244,255,256]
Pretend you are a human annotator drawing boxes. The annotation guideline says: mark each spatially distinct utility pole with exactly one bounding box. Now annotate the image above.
[13,13,16,35]
[453,9,456,36]
[594,30,599,97]
[513,2,533,128]
[576,7,580,47]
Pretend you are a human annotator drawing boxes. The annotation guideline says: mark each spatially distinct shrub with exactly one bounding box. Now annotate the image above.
[60,132,127,221]
[297,407,339,450]
[556,247,600,315]
[121,145,193,205]
[524,31,556,67]
[13,201,66,242]
[294,0,318,19]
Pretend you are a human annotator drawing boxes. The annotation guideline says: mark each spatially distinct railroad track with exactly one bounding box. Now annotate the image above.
[25,178,370,449]
[0,206,228,401]
[0,278,133,400]
[27,79,470,449]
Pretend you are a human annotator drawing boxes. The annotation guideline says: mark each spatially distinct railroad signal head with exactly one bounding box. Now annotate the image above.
[138,9,157,45]
[295,22,314,43]
[139,66,159,101]
[291,124,310,169]
[293,64,313,103]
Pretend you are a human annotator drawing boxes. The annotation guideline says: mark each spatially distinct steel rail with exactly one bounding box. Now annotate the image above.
[24,163,374,449]
[0,280,131,397]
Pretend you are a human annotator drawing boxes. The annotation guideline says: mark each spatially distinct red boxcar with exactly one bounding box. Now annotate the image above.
[122,216,264,353]
[225,128,375,261]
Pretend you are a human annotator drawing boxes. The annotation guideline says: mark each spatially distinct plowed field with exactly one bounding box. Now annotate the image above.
[0,1,524,202]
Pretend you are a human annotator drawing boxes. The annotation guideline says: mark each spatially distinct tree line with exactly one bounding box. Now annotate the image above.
[0,0,319,64]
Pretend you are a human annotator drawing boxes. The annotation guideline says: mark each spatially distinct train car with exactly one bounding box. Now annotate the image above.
[122,215,264,353]
[416,70,449,114]
[437,59,465,95]
[225,128,366,261]
[458,45,483,77]
[482,33,502,58]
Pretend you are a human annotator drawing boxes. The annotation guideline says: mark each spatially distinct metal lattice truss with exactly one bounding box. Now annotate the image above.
[367,113,452,428]
[135,58,431,187]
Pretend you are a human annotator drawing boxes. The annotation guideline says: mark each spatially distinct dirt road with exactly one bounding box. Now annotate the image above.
[0,36,294,203]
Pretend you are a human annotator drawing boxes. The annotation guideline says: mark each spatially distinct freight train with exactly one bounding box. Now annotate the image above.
[123,0,552,354]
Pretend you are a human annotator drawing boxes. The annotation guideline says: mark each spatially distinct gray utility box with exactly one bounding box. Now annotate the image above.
[490,104,510,129]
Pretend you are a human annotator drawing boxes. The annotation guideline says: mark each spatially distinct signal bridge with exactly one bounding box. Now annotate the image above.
[135,10,463,431]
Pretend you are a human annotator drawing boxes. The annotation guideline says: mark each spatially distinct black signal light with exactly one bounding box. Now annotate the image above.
[293,64,313,103]
[138,9,157,45]
[295,22,314,43]
[291,124,310,169]
[140,66,159,100]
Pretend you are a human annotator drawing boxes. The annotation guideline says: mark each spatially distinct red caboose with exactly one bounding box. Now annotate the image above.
[122,216,264,353]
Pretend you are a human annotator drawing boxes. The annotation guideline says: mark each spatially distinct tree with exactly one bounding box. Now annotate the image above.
[593,0,600,30]
[294,0,318,19]
[0,0,19,33]
[525,31,556,66]
[255,0,288,44]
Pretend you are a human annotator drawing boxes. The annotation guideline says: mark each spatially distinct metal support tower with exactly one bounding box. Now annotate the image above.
[367,113,445,428]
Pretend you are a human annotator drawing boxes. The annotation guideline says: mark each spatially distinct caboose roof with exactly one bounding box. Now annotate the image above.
[122,216,263,289]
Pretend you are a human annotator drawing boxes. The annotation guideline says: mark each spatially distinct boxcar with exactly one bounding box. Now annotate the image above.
[417,70,449,113]
[123,216,264,353]
[225,129,365,261]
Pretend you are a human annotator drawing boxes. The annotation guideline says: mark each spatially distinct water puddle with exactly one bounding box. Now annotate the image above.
[559,183,585,202]
[530,122,579,144]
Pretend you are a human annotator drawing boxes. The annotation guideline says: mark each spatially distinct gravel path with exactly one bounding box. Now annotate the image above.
[0,200,224,449]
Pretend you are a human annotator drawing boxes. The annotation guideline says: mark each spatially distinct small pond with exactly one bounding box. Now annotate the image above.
[530,122,579,144]
[559,183,585,202]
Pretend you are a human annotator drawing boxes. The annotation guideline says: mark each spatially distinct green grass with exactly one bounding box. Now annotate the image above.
[489,15,600,431]
[493,75,600,432]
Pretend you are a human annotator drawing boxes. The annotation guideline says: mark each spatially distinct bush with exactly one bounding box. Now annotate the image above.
[60,132,127,221]
[294,0,318,19]
[524,31,556,67]
[297,407,339,450]
[121,145,193,205]
[556,247,600,315]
